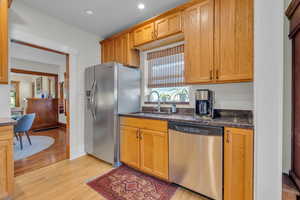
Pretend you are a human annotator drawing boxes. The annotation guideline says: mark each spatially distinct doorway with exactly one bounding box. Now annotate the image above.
[10,39,71,176]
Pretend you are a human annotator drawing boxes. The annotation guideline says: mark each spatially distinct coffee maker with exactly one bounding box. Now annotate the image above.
[195,89,214,118]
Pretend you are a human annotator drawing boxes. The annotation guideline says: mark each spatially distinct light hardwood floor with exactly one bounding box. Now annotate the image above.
[14,155,208,200]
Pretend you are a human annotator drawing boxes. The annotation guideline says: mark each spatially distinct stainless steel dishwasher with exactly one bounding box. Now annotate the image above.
[169,121,223,200]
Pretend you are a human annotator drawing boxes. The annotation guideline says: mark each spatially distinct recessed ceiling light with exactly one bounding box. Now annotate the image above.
[137,3,145,10]
[85,9,94,15]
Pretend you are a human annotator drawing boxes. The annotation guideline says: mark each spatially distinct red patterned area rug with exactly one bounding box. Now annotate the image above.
[87,165,178,200]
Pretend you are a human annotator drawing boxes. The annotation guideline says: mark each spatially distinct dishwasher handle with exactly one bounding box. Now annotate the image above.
[169,121,223,136]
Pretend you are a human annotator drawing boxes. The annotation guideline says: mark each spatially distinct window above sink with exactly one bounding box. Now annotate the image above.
[143,42,190,105]
[145,87,189,104]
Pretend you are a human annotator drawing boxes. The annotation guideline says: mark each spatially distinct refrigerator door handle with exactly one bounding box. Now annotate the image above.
[90,80,97,120]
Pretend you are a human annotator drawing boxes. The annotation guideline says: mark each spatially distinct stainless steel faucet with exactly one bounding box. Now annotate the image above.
[149,90,161,112]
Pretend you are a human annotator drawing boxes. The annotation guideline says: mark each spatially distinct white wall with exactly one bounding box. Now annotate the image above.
[283,0,292,174]
[4,1,102,159]
[0,85,10,117]
[189,83,253,110]
[142,82,254,110]
[11,41,66,66]
[254,0,284,199]
[11,58,60,74]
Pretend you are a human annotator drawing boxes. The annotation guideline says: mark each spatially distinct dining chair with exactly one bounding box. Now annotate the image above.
[14,113,36,150]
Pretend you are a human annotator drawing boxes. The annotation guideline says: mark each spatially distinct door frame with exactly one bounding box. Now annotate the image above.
[11,40,71,159]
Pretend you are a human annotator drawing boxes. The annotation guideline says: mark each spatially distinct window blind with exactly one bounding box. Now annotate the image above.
[147,44,184,88]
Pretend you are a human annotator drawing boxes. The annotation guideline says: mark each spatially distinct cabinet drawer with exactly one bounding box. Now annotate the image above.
[120,117,168,132]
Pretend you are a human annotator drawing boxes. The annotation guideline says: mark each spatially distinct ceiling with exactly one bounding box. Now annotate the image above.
[19,0,189,38]
[11,42,66,66]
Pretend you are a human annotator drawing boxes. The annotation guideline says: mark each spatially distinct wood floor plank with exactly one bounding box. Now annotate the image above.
[14,127,67,176]
[14,155,208,200]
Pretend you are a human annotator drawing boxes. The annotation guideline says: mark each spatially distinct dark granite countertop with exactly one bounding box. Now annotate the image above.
[0,118,17,127]
[119,112,254,129]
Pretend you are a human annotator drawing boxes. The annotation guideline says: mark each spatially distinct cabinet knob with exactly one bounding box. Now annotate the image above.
[226,131,230,143]
[209,70,213,80]
[216,69,219,80]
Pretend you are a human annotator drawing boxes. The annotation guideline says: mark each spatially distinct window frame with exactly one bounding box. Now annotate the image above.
[141,42,190,105]
[10,81,20,107]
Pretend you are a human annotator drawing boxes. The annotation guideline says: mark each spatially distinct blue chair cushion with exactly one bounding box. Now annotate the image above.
[14,113,36,133]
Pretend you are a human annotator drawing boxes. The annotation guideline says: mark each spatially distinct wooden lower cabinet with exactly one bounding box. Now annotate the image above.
[120,126,140,169]
[120,117,169,180]
[0,126,14,199]
[140,129,168,179]
[224,127,254,200]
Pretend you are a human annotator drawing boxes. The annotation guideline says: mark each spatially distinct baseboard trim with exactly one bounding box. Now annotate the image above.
[70,151,86,160]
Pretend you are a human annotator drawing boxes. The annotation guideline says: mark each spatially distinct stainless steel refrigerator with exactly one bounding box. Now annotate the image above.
[84,62,140,167]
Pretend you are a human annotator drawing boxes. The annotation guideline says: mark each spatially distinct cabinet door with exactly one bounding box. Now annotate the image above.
[184,0,214,84]
[101,40,108,63]
[101,39,115,64]
[140,129,168,180]
[127,32,140,67]
[134,23,155,46]
[0,126,14,199]
[120,126,140,169]
[0,0,8,84]
[224,127,253,200]
[114,34,128,64]
[107,39,115,62]
[215,0,253,82]
[155,12,182,40]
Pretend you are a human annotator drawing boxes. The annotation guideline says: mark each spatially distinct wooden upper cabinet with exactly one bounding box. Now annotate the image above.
[155,12,182,40]
[133,23,155,46]
[101,33,139,67]
[0,0,9,84]
[120,126,140,169]
[215,0,253,82]
[101,39,115,63]
[99,0,253,82]
[127,32,140,67]
[184,0,214,84]
[115,33,140,67]
[224,127,253,200]
[114,34,128,64]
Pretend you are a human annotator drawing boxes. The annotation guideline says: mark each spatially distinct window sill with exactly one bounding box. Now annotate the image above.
[144,101,190,105]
